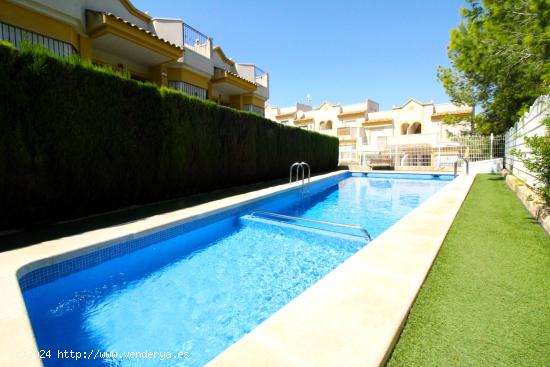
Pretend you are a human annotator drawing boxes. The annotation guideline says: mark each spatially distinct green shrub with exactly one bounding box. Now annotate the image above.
[0,45,338,229]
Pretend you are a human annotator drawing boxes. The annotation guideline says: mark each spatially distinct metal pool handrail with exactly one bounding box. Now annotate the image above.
[300,162,311,184]
[454,158,469,178]
[250,210,372,241]
[289,162,304,183]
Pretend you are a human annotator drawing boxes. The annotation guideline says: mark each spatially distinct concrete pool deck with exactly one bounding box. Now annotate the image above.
[0,171,474,366]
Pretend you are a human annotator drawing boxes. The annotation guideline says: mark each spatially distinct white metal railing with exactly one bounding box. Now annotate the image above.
[340,134,505,168]
[182,23,210,58]
[339,150,358,163]
[243,104,265,116]
[168,80,207,99]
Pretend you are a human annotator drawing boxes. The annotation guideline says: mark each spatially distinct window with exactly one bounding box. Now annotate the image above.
[320,120,333,130]
[0,21,76,58]
[243,104,265,116]
[401,123,410,135]
[409,122,422,134]
[168,81,207,99]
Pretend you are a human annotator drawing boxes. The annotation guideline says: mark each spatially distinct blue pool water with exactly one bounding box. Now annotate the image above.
[21,173,450,366]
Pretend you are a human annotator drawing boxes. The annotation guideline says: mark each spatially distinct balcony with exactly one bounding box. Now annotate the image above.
[212,67,257,95]
[386,133,439,146]
[337,127,362,141]
[182,23,211,58]
[236,64,269,99]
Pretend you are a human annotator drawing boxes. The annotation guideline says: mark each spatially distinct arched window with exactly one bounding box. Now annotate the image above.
[401,123,410,135]
[325,120,333,130]
[319,121,326,130]
[408,122,422,134]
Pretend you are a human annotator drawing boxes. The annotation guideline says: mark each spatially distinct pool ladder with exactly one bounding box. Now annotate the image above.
[250,210,373,241]
[290,162,310,195]
[453,158,469,178]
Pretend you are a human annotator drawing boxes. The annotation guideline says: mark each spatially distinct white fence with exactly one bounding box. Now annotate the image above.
[340,134,505,170]
[504,95,549,188]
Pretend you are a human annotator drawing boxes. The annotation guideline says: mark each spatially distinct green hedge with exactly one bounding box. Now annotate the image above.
[0,44,338,230]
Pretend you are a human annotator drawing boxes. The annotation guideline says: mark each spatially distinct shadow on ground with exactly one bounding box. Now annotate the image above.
[0,171,339,252]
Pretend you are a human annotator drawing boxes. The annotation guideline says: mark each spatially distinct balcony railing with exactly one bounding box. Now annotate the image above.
[183,23,210,58]
[337,127,362,140]
[0,21,76,57]
[254,66,268,87]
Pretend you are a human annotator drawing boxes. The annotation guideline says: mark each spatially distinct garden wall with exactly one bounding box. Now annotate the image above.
[504,95,549,187]
[0,45,339,230]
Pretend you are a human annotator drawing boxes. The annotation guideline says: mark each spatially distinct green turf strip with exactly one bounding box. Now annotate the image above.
[386,174,550,367]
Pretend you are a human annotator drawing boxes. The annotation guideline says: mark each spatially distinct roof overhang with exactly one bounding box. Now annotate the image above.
[86,11,182,66]
[275,112,296,120]
[211,69,257,94]
[294,117,314,125]
[337,111,365,119]
[363,119,394,126]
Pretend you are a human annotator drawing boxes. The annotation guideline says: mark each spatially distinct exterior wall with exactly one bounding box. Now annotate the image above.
[212,48,236,73]
[266,98,473,160]
[167,67,210,89]
[2,0,269,112]
[152,18,183,46]
[0,0,82,50]
[183,49,214,76]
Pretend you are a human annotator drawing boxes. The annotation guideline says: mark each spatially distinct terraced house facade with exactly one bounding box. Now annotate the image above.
[0,0,269,114]
[266,98,473,168]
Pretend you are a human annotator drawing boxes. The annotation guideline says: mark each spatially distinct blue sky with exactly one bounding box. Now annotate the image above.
[133,0,466,110]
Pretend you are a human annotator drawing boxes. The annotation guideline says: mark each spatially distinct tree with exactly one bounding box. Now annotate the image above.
[438,0,550,133]
[436,66,479,133]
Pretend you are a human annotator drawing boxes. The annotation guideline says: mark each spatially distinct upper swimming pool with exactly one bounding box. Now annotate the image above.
[20,172,451,366]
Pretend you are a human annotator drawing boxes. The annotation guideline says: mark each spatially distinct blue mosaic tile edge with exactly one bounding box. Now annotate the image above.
[18,172,348,292]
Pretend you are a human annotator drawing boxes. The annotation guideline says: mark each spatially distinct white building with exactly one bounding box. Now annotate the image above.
[266,98,472,167]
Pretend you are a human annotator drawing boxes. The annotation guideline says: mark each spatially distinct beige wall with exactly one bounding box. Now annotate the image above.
[266,98,472,151]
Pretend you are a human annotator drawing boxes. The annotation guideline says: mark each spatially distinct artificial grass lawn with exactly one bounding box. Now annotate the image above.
[386,174,550,366]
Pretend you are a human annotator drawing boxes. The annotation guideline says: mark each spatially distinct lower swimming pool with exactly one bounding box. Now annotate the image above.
[20,172,451,366]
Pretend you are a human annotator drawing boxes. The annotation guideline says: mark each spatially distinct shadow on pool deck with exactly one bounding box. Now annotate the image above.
[1,169,345,253]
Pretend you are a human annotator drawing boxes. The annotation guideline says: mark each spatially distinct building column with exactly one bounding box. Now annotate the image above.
[78,35,92,60]
[149,64,168,87]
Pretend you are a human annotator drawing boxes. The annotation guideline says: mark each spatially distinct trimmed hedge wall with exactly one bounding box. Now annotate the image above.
[0,45,338,229]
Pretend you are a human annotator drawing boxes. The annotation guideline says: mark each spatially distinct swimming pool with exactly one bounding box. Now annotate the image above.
[20,172,451,366]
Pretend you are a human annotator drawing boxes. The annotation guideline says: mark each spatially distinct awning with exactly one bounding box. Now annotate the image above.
[86,11,182,66]
[211,68,257,95]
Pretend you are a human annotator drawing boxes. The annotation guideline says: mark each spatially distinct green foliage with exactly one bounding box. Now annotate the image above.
[438,0,550,133]
[0,44,338,229]
[19,40,132,80]
[0,40,13,48]
[514,116,550,204]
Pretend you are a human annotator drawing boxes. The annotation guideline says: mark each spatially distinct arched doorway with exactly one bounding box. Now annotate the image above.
[408,122,422,134]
